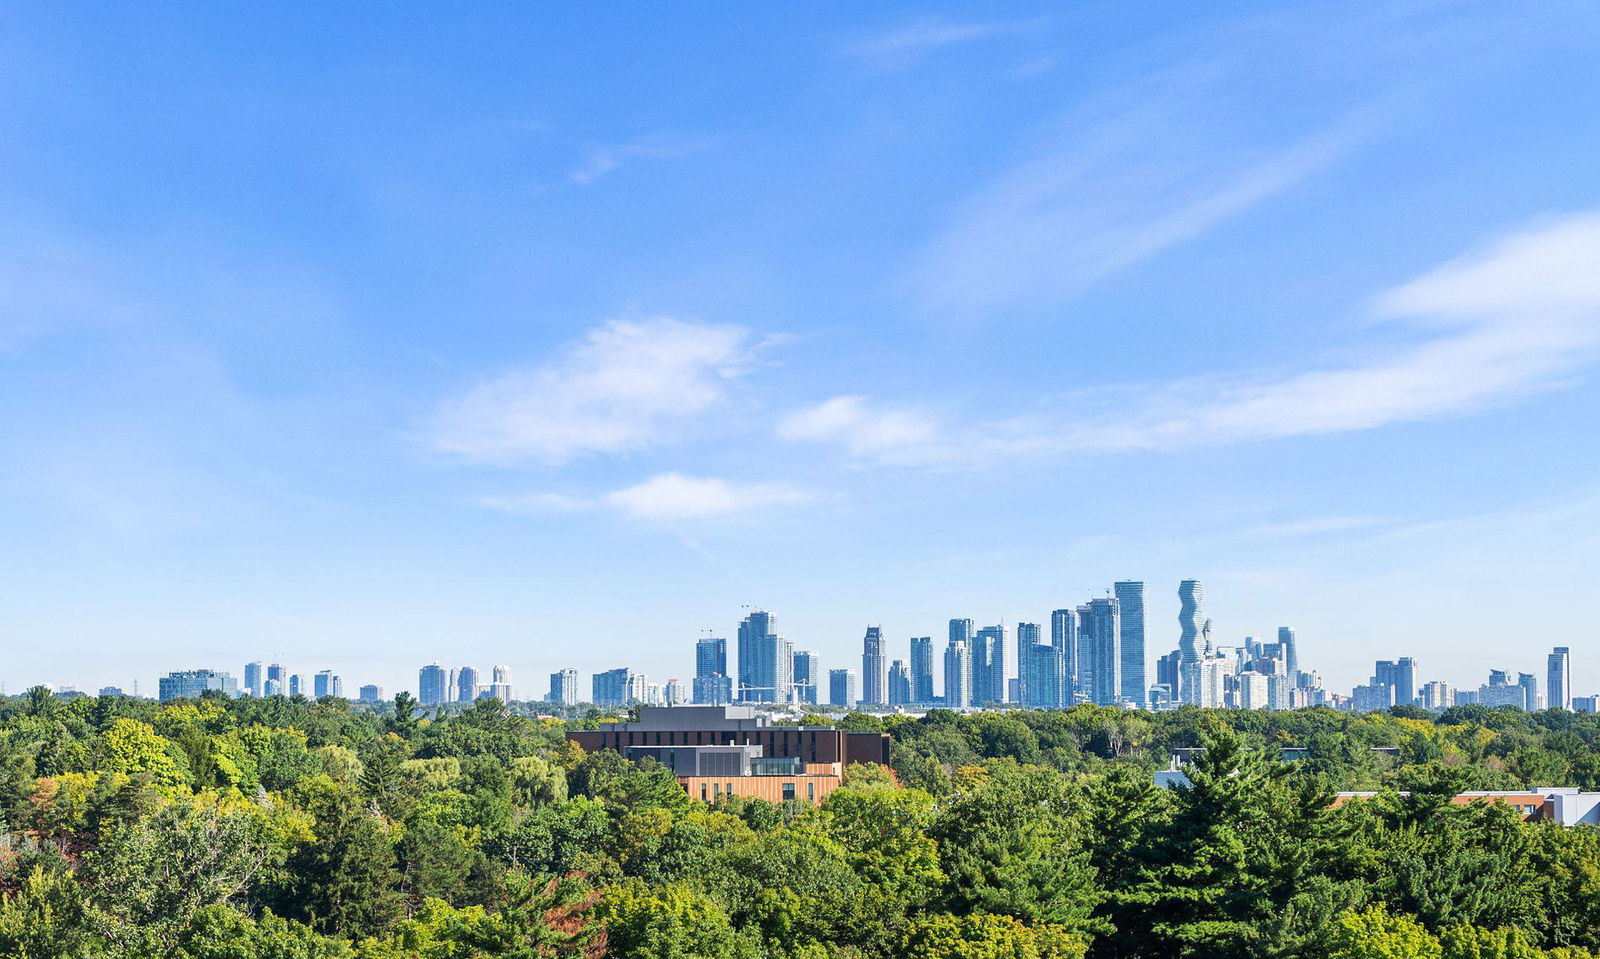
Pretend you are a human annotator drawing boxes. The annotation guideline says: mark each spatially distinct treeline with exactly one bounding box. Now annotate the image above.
[3,688,1600,957]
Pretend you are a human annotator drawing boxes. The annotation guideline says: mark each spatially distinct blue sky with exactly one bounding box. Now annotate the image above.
[3,2,1600,700]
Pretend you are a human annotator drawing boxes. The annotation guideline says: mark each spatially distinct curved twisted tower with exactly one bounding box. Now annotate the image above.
[1178,580,1205,704]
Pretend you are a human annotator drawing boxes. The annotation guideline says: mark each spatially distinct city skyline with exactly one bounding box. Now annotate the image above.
[55,576,1591,713]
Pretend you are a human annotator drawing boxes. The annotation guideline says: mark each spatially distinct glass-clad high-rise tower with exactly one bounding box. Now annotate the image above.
[1079,598,1121,706]
[738,609,791,703]
[1051,608,1078,703]
[1549,647,1572,711]
[1114,581,1146,707]
[909,637,935,703]
[694,637,732,704]
[974,625,1006,705]
[1277,626,1299,679]
[861,626,888,706]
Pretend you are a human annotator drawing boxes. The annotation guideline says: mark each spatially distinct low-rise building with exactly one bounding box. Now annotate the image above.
[567,705,891,805]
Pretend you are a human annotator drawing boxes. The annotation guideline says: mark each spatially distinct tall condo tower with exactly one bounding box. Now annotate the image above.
[694,637,732,705]
[1079,598,1121,706]
[1277,626,1299,679]
[861,626,888,706]
[943,638,972,708]
[1114,581,1146,707]
[419,663,449,706]
[737,609,792,703]
[1177,580,1205,704]
[1051,608,1078,703]
[909,637,935,704]
[793,649,821,705]
[974,624,1007,705]
[1549,647,1572,711]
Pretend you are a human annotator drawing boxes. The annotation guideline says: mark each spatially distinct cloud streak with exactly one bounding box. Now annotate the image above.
[791,212,1600,464]
[429,317,761,465]
[480,473,813,522]
[898,5,1429,319]
[843,17,1042,67]
[909,98,1371,317]
[570,136,713,185]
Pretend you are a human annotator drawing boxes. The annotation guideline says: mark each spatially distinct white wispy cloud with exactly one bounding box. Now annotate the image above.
[429,316,761,465]
[776,395,942,463]
[479,473,813,523]
[605,473,813,521]
[789,212,1600,463]
[843,17,1041,67]
[570,136,713,186]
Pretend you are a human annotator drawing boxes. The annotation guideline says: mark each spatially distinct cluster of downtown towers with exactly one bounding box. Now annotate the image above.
[684,580,1296,710]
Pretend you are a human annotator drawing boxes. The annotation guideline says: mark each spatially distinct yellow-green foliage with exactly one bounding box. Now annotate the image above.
[98,719,188,791]
[400,757,461,791]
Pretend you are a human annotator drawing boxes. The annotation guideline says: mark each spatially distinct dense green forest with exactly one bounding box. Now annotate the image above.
[4,688,1600,958]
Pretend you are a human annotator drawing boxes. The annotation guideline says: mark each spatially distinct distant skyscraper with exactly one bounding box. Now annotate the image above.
[313,670,336,699]
[288,675,304,697]
[1374,658,1417,707]
[738,610,791,703]
[1155,650,1179,703]
[1277,626,1299,679]
[267,663,286,693]
[974,625,1006,705]
[1518,672,1541,711]
[1549,647,1572,711]
[484,665,513,702]
[792,649,821,704]
[1177,580,1204,704]
[1477,669,1526,709]
[243,661,263,698]
[548,668,579,705]
[456,666,481,703]
[861,626,888,706]
[909,637,935,703]
[358,684,383,703]
[1079,598,1121,706]
[828,668,857,708]
[889,660,911,705]
[1017,622,1059,707]
[664,678,685,705]
[1051,608,1078,702]
[593,668,631,707]
[1352,682,1396,712]
[943,638,971,708]
[694,637,732,704]
[1418,681,1454,710]
[1114,581,1146,707]
[949,618,974,646]
[157,669,240,702]
[419,663,450,706]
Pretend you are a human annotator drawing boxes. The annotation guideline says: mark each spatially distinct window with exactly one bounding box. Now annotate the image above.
[701,783,708,801]
[782,783,796,802]
[713,783,720,798]
[807,782,815,802]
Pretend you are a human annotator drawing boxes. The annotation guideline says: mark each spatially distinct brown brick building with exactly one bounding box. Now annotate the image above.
[566,705,892,804]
